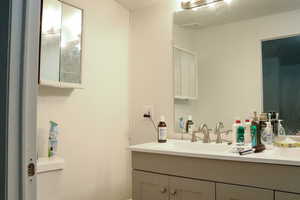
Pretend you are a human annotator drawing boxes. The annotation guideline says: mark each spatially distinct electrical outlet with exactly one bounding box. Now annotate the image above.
[143,105,154,119]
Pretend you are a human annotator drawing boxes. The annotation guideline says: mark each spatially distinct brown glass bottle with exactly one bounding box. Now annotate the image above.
[158,116,167,143]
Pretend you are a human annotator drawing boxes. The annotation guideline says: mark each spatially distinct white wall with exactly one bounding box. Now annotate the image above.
[194,9,300,129]
[129,1,177,144]
[37,0,131,199]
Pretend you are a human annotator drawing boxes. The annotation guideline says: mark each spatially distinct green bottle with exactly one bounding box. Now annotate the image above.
[237,126,245,145]
[251,125,257,147]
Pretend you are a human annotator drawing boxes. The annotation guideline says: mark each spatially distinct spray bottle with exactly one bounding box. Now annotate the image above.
[48,121,59,158]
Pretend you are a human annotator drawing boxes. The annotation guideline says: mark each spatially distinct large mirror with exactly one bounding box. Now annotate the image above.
[40,0,83,88]
[173,0,300,135]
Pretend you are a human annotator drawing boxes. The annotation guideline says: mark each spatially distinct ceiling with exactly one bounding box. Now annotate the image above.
[115,0,162,10]
[175,0,300,29]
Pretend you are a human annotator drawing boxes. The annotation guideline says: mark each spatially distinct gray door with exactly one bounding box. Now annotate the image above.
[216,183,273,200]
[133,170,169,200]
[0,1,11,199]
[169,177,215,200]
[275,192,300,200]
[1,0,41,200]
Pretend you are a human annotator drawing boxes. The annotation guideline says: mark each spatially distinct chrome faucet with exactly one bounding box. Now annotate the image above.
[200,123,211,143]
[191,123,211,143]
[214,122,232,144]
[215,122,224,144]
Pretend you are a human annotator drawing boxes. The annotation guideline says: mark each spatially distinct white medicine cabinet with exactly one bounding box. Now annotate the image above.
[39,0,83,88]
[173,46,198,100]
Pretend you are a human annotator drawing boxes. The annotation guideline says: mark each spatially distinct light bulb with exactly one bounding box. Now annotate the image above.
[224,0,232,4]
[208,2,217,8]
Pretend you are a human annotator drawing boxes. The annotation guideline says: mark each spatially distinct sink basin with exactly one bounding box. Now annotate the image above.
[164,140,232,153]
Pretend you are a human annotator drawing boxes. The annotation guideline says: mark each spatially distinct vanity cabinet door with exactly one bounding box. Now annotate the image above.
[216,183,273,200]
[133,170,169,200]
[169,177,215,200]
[275,192,300,200]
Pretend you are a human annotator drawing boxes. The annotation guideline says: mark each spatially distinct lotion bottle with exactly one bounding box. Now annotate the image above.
[232,119,241,145]
[158,116,167,143]
[244,119,252,144]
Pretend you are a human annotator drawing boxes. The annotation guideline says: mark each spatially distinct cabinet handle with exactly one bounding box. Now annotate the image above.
[170,189,177,195]
[160,187,167,194]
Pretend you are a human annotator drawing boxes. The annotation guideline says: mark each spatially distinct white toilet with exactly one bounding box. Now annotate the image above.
[37,157,65,200]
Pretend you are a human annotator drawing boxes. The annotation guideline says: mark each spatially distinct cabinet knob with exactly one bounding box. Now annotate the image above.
[160,187,167,193]
[170,189,177,195]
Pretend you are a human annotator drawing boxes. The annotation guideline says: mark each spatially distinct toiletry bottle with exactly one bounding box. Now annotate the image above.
[158,116,167,143]
[261,122,274,149]
[186,115,194,134]
[244,119,251,144]
[48,121,59,158]
[277,120,286,137]
[274,113,280,136]
[259,113,267,135]
[179,117,185,140]
[237,125,245,146]
[232,119,241,145]
[251,125,257,147]
[252,111,261,145]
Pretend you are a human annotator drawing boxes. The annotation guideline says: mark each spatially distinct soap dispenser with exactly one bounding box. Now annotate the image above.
[277,120,286,137]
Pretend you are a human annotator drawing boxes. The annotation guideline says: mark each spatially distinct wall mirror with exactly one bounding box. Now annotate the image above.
[40,0,83,88]
[173,0,300,135]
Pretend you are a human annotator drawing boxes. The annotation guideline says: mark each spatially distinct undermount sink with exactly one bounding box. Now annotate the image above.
[163,140,232,153]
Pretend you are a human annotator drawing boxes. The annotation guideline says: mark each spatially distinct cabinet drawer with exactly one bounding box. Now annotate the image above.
[216,183,273,200]
[275,192,300,200]
[169,177,215,200]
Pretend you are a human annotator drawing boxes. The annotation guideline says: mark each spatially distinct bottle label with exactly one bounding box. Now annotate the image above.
[158,127,167,140]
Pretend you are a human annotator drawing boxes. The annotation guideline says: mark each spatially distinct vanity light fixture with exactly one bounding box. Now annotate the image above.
[181,0,231,10]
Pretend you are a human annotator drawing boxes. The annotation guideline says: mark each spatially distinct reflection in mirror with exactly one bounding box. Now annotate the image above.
[40,0,62,82]
[60,3,83,84]
[173,0,300,135]
[263,35,300,134]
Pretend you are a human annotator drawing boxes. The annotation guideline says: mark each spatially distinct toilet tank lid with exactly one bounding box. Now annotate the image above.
[37,157,65,174]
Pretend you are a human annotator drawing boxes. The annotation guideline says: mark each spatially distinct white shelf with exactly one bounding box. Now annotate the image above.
[37,157,65,174]
[175,96,197,100]
[39,79,84,89]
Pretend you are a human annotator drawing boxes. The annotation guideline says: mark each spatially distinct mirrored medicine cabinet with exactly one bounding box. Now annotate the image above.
[173,0,300,135]
[39,0,83,88]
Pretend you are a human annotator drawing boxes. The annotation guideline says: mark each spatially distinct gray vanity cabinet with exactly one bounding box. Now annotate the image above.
[216,183,273,200]
[275,192,300,200]
[133,170,169,200]
[169,177,215,200]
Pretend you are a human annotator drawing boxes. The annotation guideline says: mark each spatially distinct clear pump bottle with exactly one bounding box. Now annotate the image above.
[261,122,274,149]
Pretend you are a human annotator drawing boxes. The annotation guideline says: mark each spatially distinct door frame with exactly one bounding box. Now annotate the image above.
[3,0,41,200]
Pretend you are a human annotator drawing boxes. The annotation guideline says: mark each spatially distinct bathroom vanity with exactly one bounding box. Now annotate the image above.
[130,140,300,200]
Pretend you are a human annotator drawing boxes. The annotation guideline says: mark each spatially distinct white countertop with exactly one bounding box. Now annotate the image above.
[129,139,300,166]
